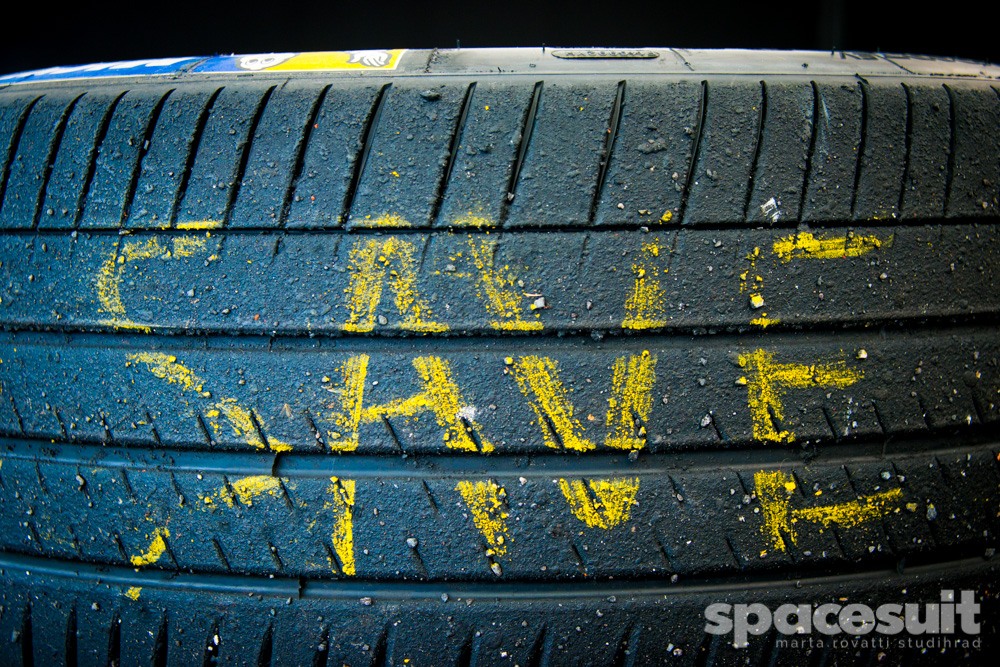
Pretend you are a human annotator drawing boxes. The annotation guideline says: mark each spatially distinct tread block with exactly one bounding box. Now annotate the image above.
[801,82,863,222]
[947,86,1000,217]
[0,93,78,230]
[853,81,909,220]
[594,80,702,226]
[285,84,382,229]
[434,80,530,228]
[0,438,995,582]
[505,81,617,227]
[1,328,997,452]
[684,80,762,224]
[228,82,325,229]
[124,86,217,229]
[174,86,270,227]
[746,81,814,224]
[900,83,952,218]
[37,91,123,229]
[347,82,468,228]
[78,89,167,229]
[1,225,997,335]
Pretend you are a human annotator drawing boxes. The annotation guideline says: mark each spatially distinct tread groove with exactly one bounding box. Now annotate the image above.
[371,623,390,667]
[110,531,128,561]
[527,624,551,667]
[8,394,26,435]
[247,408,274,451]
[279,84,331,227]
[20,604,33,667]
[454,630,475,667]
[170,87,223,226]
[256,624,273,667]
[65,607,78,667]
[145,411,163,447]
[31,93,85,229]
[723,534,742,569]
[321,541,343,576]
[743,80,767,222]
[152,615,168,667]
[120,88,174,226]
[612,622,638,667]
[72,91,127,229]
[312,627,330,667]
[499,81,543,225]
[202,621,220,667]
[850,81,870,219]
[169,471,187,507]
[678,80,707,224]
[302,409,326,450]
[798,81,820,222]
[211,538,232,572]
[589,80,627,225]
[380,414,407,454]
[693,632,719,667]
[0,95,42,210]
[107,612,121,667]
[821,405,840,442]
[340,83,391,226]
[430,81,477,226]
[221,86,275,229]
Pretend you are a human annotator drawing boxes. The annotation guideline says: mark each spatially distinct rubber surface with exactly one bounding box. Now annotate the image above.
[1,48,999,665]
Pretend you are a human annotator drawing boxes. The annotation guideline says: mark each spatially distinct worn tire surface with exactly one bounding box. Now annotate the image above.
[0,48,999,665]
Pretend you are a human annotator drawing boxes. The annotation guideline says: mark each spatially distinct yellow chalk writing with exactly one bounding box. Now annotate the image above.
[755,470,903,552]
[361,356,493,452]
[623,243,669,330]
[513,352,658,451]
[325,477,356,576]
[355,214,409,228]
[512,356,594,451]
[343,238,447,333]
[229,475,281,507]
[129,352,291,452]
[130,526,169,566]
[324,355,369,452]
[456,480,509,559]
[465,238,542,331]
[176,220,222,230]
[172,236,208,257]
[95,235,209,331]
[739,350,862,443]
[451,212,494,227]
[773,232,890,262]
[558,478,640,529]
[604,351,657,450]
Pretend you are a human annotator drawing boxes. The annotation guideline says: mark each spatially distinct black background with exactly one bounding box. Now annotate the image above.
[0,0,996,76]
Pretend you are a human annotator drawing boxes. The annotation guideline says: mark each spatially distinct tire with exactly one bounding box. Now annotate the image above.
[0,48,998,665]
